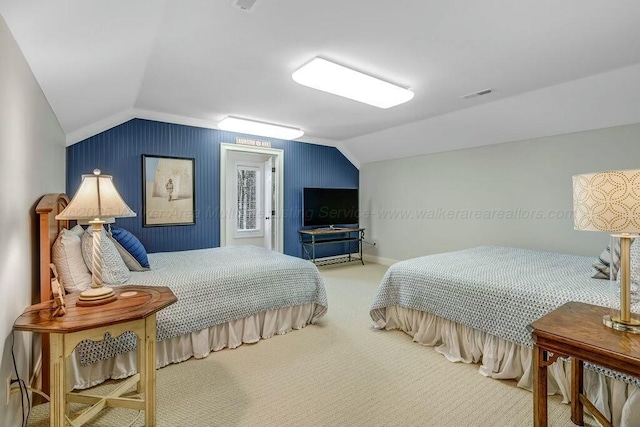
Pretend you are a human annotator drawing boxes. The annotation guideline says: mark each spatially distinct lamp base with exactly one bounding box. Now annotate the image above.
[77,286,117,307]
[602,314,640,334]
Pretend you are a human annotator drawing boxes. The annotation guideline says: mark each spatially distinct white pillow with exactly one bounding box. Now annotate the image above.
[67,224,85,238]
[81,227,130,285]
[52,225,92,292]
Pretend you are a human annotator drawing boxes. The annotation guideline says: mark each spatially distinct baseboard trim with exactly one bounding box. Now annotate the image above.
[363,254,398,266]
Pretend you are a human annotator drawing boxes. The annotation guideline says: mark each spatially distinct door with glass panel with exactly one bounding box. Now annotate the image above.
[225,151,275,249]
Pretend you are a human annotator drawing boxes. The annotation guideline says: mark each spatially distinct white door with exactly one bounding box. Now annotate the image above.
[220,144,284,252]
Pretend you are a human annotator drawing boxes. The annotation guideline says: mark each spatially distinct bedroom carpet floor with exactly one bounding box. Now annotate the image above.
[27,262,596,427]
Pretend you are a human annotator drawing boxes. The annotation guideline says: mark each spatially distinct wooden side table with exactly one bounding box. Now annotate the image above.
[529,302,640,427]
[14,285,177,427]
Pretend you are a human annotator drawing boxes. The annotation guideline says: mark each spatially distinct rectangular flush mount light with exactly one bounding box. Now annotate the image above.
[218,116,304,140]
[292,57,414,109]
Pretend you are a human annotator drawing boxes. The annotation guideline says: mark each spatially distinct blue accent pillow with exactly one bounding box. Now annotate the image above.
[108,226,150,271]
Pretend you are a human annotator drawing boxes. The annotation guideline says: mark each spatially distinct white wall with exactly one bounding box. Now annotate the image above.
[0,16,65,425]
[360,123,640,264]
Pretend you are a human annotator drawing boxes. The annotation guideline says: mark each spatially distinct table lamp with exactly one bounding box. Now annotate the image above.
[56,169,136,306]
[573,169,640,333]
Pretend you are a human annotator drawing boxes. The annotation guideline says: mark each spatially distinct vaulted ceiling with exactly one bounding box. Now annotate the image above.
[2,0,640,167]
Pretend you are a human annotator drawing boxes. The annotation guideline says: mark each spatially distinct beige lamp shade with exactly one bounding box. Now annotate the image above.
[56,169,136,221]
[572,169,640,233]
[54,169,134,306]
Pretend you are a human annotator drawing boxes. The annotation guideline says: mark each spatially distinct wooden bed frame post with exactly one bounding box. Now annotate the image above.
[35,193,69,401]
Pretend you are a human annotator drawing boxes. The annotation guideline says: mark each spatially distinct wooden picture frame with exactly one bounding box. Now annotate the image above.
[142,155,195,227]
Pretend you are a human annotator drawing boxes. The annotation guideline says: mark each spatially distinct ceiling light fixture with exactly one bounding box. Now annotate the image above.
[292,57,414,109]
[218,116,304,140]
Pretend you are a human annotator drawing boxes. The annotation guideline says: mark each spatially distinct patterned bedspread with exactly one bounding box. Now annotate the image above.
[370,246,640,387]
[78,246,327,365]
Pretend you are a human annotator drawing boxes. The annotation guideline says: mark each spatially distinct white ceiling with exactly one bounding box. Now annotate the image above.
[2,0,640,167]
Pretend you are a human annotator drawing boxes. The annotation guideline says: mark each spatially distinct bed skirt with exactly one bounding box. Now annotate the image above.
[70,303,318,390]
[377,305,640,427]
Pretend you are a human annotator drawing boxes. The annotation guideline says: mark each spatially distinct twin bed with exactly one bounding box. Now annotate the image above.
[370,246,640,427]
[37,193,327,392]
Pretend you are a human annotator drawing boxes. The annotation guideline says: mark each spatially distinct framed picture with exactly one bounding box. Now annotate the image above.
[142,155,195,227]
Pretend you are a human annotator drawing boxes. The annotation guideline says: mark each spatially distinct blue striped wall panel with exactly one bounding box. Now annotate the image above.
[66,119,359,257]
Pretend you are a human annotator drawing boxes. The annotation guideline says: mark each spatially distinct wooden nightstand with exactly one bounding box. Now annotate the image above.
[529,302,640,427]
[14,285,177,427]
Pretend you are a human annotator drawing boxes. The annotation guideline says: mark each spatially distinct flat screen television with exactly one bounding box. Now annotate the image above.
[303,187,359,227]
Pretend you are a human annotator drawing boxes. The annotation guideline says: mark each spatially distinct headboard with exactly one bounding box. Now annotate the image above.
[36,193,70,302]
[35,193,69,399]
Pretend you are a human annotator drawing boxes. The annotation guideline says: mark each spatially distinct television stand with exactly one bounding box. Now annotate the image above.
[299,227,365,266]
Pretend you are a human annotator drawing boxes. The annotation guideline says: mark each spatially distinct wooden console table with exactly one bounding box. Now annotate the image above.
[299,227,365,266]
[529,302,640,427]
[14,285,177,427]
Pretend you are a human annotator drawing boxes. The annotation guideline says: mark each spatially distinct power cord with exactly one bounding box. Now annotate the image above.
[11,307,56,427]
[11,329,31,427]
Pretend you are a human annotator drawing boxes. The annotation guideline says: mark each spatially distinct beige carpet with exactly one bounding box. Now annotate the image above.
[28,263,595,426]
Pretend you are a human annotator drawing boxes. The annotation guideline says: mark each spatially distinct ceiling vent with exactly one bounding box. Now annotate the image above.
[461,88,494,99]
[231,0,258,11]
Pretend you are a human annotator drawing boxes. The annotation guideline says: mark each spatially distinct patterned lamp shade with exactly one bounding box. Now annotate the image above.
[572,170,640,233]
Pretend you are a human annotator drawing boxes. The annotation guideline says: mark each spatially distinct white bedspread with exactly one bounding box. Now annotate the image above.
[370,246,640,388]
[77,246,327,365]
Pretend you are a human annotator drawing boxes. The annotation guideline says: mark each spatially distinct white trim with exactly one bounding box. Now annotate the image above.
[65,108,343,149]
[336,142,361,170]
[363,254,398,266]
[295,135,341,147]
[65,109,136,145]
[220,143,284,252]
[136,109,222,132]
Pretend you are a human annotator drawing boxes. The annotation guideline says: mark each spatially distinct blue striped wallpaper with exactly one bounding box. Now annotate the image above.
[66,119,359,257]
